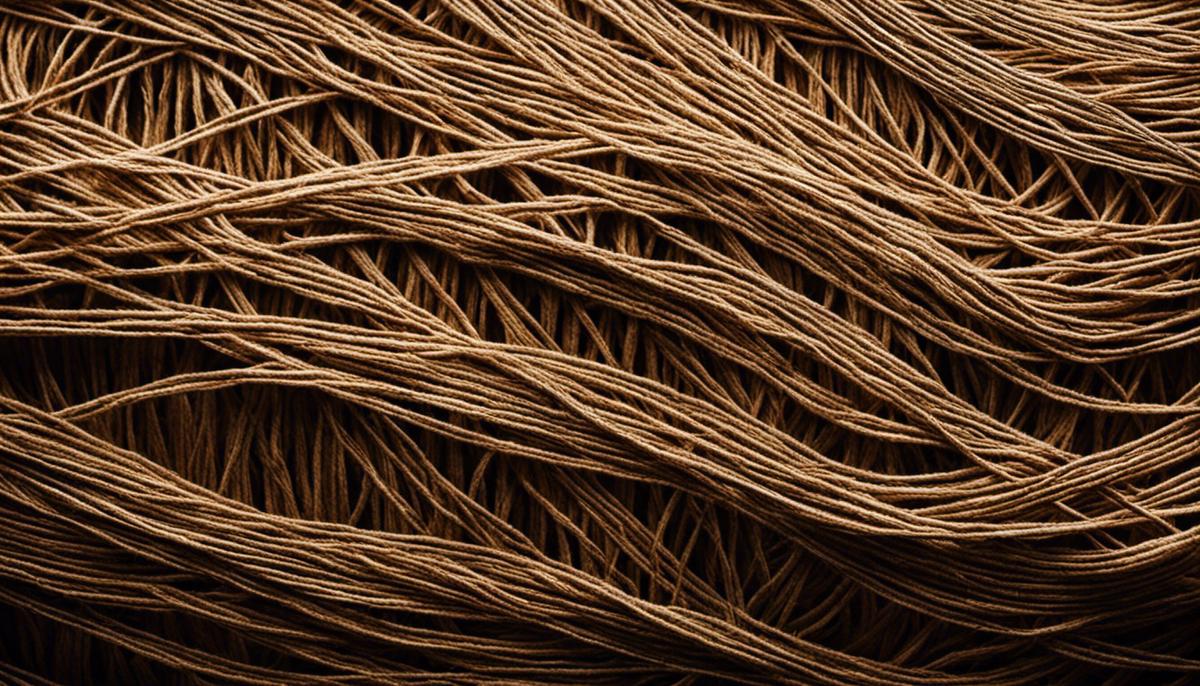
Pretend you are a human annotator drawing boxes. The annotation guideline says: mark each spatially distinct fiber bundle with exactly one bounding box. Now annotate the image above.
[1,0,1200,683]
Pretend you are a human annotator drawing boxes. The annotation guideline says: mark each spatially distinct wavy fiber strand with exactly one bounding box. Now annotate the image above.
[2,0,1200,684]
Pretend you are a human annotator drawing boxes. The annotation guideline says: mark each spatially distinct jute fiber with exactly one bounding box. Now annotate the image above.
[1,0,1200,683]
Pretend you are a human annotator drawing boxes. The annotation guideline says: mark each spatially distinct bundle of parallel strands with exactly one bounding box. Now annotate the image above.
[2,0,1200,683]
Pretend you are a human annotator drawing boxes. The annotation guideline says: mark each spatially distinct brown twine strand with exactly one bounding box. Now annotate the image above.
[1,0,1200,683]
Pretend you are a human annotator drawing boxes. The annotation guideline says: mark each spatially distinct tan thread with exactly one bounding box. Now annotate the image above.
[1,0,1200,683]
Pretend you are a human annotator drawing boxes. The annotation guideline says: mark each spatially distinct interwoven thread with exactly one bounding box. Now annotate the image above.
[2,0,1200,683]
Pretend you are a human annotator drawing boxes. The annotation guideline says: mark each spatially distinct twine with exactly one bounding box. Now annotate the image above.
[2,0,1200,683]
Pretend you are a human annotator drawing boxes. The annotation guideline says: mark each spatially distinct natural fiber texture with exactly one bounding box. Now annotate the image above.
[1,0,1199,683]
